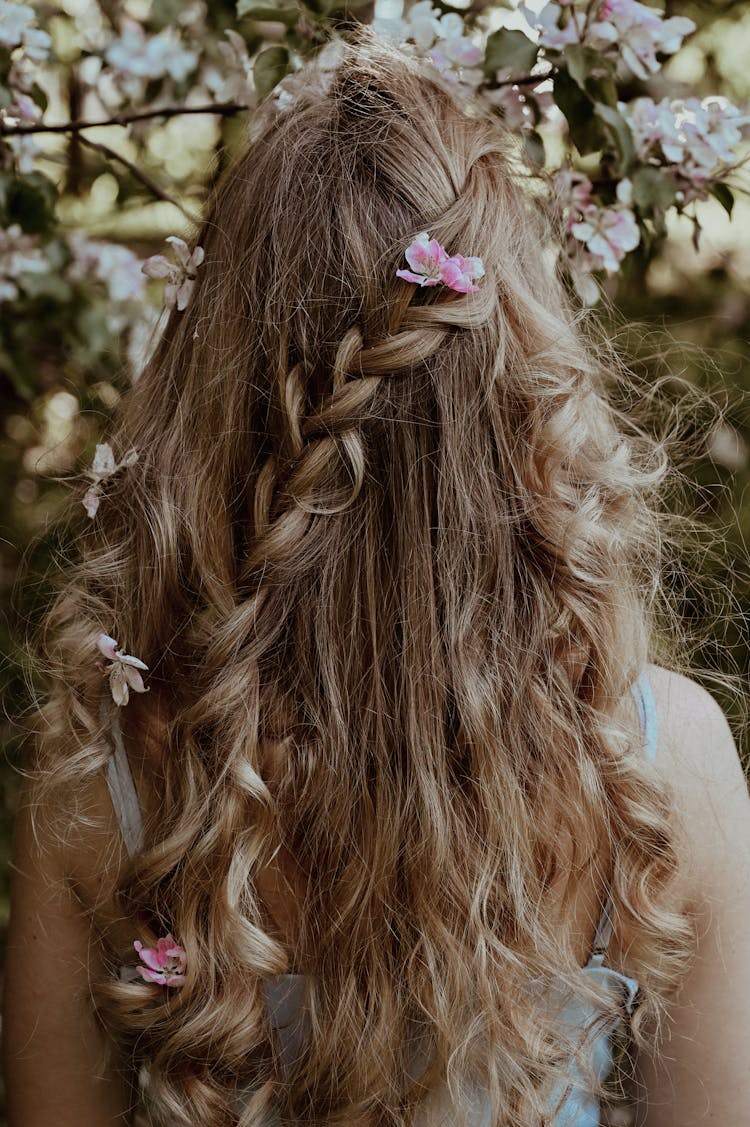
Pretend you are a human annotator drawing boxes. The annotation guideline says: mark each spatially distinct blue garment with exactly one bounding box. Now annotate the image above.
[106,670,658,1124]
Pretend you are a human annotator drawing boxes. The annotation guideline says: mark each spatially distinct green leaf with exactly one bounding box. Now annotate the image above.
[563,44,600,90]
[593,103,634,175]
[523,130,545,168]
[0,345,37,401]
[7,172,58,235]
[552,70,602,156]
[484,29,538,77]
[708,181,734,217]
[29,82,48,113]
[238,0,298,20]
[253,45,290,99]
[631,166,677,212]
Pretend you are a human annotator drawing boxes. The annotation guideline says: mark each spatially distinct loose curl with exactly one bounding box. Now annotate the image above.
[27,29,695,1127]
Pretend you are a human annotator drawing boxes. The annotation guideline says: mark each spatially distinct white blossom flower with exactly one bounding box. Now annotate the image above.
[214,29,255,107]
[68,234,146,304]
[372,0,483,90]
[0,1,52,60]
[82,443,139,519]
[626,95,743,186]
[142,236,205,311]
[96,633,149,707]
[0,224,49,304]
[105,18,199,99]
[570,203,640,273]
[589,0,695,81]
[524,0,694,80]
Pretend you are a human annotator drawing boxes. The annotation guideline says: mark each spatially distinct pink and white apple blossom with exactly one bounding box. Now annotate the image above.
[522,0,695,81]
[396,232,485,292]
[82,443,139,519]
[142,236,205,311]
[96,632,149,707]
[627,95,744,188]
[133,934,187,987]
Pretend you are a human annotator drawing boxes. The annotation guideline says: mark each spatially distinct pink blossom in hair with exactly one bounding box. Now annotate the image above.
[96,632,149,706]
[439,252,485,293]
[133,934,187,986]
[397,232,485,292]
[396,231,450,286]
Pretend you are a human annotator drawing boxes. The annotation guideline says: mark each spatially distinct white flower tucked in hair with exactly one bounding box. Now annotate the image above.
[82,443,138,518]
[141,235,205,311]
[96,633,149,707]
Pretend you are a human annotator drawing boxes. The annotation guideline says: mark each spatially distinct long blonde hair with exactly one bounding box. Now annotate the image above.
[29,29,694,1127]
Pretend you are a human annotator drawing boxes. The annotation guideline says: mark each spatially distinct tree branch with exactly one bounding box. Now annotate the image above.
[77,135,202,225]
[0,102,246,137]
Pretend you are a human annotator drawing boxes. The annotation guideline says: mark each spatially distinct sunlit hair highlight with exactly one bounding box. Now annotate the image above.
[28,29,695,1127]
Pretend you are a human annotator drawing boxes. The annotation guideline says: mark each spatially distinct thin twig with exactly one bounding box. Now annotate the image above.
[77,134,202,225]
[492,73,551,89]
[0,102,245,137]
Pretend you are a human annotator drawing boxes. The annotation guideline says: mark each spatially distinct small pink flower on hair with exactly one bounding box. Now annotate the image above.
[396,231,450,286]
[439,252,485,293]
[96,632,149,707]
[397,232,485,293]
[133,933,187,986]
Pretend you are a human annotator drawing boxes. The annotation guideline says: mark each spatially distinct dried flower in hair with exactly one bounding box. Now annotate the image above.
[396,231,485,292]
[96,632,149,706]
[142,235,205,311]
[82,443,139,519]
[133,934,187,986]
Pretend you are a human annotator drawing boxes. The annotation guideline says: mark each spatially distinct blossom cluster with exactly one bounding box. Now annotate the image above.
[372,0,484,92]
[522,0,696,81]
[627,95,744,191]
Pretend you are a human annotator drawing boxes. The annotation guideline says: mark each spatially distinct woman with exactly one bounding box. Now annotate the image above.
[4,30,750,1127]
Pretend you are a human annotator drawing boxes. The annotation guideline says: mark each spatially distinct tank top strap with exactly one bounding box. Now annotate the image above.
[100,690,146,859]
[588,668,659,960]
[632,667,659,763]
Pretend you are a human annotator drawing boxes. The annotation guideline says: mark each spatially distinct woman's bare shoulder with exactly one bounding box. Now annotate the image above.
[644,662,749,902]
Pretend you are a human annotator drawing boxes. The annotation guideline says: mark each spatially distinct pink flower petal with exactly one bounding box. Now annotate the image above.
[404,235,447,275]
[134,940,168,972]
[141,254,172,280]
[165,235,191,268]
[91,443,116,479]
[396,268,441,286]
[439,257,480,292]
[121,664,146,693]
[109,663,129,707]
[96,633,119,661]
[116,650,149,671]
[83,487,100,518]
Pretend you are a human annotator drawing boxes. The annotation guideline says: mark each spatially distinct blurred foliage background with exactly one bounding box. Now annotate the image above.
[1,0,749,1119]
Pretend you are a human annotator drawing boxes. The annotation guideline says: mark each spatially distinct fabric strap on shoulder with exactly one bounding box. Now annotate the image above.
[100,690,146,858]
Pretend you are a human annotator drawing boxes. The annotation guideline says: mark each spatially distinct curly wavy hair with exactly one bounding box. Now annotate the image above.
[28,28,694,1127]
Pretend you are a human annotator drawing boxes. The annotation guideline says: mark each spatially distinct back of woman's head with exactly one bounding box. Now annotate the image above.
[32,27,693,1127]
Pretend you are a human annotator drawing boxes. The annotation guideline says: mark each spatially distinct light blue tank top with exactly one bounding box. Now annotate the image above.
[104,669,659,1125]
